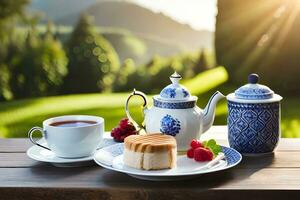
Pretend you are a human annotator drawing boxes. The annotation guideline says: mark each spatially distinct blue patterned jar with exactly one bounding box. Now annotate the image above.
[226,74,282,155]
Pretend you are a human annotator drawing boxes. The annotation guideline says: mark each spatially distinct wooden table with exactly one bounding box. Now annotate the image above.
[1,126,300,200]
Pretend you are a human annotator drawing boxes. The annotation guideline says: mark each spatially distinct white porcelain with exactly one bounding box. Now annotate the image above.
[94,143,242,181]
[125,72,224,152]
[27,139,94,165]
[28,115,104,158]
[227,93,283,104]
[27,136,116,167]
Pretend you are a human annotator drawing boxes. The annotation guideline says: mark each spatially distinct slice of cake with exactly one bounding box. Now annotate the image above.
[123,134,177,170]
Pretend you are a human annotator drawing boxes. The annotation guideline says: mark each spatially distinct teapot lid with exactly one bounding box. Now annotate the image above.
[227,73,282,103]
[157,72,195,102]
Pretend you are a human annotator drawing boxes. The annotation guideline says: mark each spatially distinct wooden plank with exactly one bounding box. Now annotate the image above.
[0,152,97,168]
[0,153,47,168]
[0,138,32,153]
[1,151,300,168]
[276,138,300,151]
[1,187,300,200]
[0,126,299,200]
[237,151,300,168]
[0,167,300,190]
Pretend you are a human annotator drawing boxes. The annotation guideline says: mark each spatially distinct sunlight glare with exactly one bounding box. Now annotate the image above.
[129,0,217,31]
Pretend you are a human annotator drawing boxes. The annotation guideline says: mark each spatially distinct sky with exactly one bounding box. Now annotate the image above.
[130,0,217,31]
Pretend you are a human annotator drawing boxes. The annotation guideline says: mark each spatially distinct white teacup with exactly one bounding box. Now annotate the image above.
[28,115,104,158]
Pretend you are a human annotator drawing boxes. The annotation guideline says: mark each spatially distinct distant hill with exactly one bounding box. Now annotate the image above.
[102,31,183,65]
[58,1,212,51]
[28,0,99,22]
[53,27,183,65]
[29,1,212,49]
[29,0,213,64]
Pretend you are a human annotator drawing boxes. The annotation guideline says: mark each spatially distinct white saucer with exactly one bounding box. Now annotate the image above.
[94,143,242,181]
[27,136,117,167]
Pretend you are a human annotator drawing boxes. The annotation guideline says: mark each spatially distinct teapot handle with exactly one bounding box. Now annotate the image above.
[125,89,148,132]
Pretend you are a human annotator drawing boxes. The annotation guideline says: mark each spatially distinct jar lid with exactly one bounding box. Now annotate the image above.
[157,72,195,102]
[227,73,282,103]
[235,74,274,100]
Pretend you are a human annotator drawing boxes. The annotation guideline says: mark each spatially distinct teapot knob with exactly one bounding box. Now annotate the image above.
[248,73,259,84]
[170,71,182,85]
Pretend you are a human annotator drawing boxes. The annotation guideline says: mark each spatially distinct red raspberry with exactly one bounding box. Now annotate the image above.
[111,127,122,142]
[125,123,136,132]
[187,148,194,158]
[111,118,137,142]
[111,127,118,137]
[194,147,213,162]
[190,139,203,149]
[119,118,130,129]
[120,134,127,142]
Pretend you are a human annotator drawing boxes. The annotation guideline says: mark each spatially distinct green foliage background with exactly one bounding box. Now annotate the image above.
[0,0,299,138]
[62,15,120,94]
[215,0,300,94]
[9,29,68,99]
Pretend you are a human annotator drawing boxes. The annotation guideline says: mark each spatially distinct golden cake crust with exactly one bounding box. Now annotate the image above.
[124,133,176,153]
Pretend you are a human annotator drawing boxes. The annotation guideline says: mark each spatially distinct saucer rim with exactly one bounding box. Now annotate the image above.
[26,143,94,164]
[93,143,242,177]
[26,135,115,164]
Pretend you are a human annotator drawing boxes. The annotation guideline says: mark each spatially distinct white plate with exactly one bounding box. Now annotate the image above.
[27,137,117,167]
[94,143,242,181]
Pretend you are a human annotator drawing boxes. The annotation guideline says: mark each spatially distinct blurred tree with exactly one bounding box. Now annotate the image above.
[0,0,29,38]
[38,24,68,94]
[0,0,29,100]
[216,0,300,93]
[112,58,136,92]
[193,49,209,75]
[145,55,161,69]
[180,54,196,79]
[0,0,28,19]
[104,50,207,93]
[9,28,68,98]
[149,64,174,94]
[63,15,119,93]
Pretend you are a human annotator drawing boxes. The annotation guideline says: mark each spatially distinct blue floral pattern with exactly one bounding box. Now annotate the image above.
[235,84,273,100]
[235,88,273,100]
[222,146,242,165]
[234,74,274,100]
[182,88,189,98]
[160,114,181,136]
[228,101,280,154]
[160,88,176,98]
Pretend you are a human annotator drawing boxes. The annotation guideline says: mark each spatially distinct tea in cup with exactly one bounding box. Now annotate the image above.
[28,115,104,158]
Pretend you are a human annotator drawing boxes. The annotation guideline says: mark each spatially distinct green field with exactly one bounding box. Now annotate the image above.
[0,93,141,137]
[0,67,227,138]
[0,92,298,138]
[0,67,299,138]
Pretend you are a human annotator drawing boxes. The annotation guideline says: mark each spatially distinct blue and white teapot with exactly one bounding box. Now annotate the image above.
[125,72,224,151]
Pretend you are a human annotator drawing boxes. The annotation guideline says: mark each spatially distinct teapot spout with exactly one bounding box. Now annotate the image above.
[202,91,225,133]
